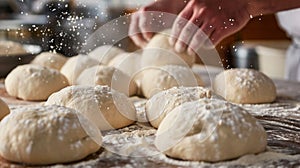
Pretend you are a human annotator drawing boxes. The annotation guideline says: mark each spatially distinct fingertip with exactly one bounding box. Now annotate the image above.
[175,41,186,53]
[169,37,176,46]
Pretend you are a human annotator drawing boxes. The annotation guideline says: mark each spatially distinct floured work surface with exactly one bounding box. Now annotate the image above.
[0,67,300,167]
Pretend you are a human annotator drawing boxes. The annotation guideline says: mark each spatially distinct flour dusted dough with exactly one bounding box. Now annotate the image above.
[76,65,137,96]
[0,98,9,121]
[146,87,221,128]
[140,65,204,98]
[0,105,101,165]
[60,55,99,85]
[213,68,276,104]
[88,45,125,65]
[31,51,68,70]
[45,85,136,130]
[0,41,27,56]
[141,29,195,68]
[5,64,68,101]
[155,99,267,162]
[108,52,142,78]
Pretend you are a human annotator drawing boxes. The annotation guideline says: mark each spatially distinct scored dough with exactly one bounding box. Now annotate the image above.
[88,45,125,65]
[76,65,137,96]
[0,41,27,56]
[5,64,69,101]
[45,85,136,131]
[146,86,222,128]
[31,51,68,70]
[213,68,276,104]
[60,55,99,85]
[141,29,195,68]
[155,99,267,162]
[0,105,101,165]
[0,98,9,121]
[140,65,204,98]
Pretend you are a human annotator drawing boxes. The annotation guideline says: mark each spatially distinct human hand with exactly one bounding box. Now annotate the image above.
[129,0,189,48]
[169,0,251,55]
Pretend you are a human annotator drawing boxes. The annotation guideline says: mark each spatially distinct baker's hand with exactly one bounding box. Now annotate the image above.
[129,0,189,48]
[169,0,251,55]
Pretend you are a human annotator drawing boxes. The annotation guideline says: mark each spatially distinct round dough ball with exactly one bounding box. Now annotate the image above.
[60,55,99,85]
[155,99,267,162]
[213,68,276,104]
[31,51,67,70]
[0,105,101,165]
[0,41,27,56]
[88,45,125,65]
[140,65,204,98]
[108,52,142,78]
[146,86,222,128]
[76,65,137,96]
[45,85,136,131]
[0,98,9,121]
[141,29,195,68]
[5,64,69,101]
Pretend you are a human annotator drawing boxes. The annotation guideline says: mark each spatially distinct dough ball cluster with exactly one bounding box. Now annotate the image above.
[142,29,195,68]
[5,64,69,101]
[76,65,137,97]
[31,51,68,70]
[88,45,125,65]
[0,105,101,165]
[146,86,221,128]
[155,99,267,162]
[60,55,99,85]
[213,68,276,104]
[45,85,136,131]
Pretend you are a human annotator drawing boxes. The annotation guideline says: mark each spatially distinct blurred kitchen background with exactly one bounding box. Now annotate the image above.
[0,0,291,79]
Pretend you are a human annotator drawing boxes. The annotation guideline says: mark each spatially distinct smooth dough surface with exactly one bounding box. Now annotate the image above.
[76,65,137,96]
[155,99,267,162]
[0,41,27,56]
[45,85,136,130]
[88,45,125,65]
[0,98,9,121]
[140,65,204,98]
[31,51,67,70]
[213,68,276,104]
[60,55,99,85]
[0,105,101,165]
[141,29,195,68]
[108,52,142,78]
[5,64,69,101]
[146,86,221,128]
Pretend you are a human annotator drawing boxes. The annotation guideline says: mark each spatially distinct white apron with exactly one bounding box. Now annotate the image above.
[277,8,300,81]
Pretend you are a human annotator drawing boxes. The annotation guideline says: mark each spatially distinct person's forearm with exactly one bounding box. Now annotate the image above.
[247,0,300,17]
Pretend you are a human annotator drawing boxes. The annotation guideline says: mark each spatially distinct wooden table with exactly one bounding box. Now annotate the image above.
[0,66,299,167]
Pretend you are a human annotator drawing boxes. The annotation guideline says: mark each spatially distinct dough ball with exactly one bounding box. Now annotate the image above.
[108,52,142,78]
[31,51,67,70]
[141,30,195,68]
[140,65,204,98]
[45,85,136,130]
[213,68,276,104]
[146,86,221,128]
[0,105,101,165]
[60,55,99,85]
[155,99,267,162]
[76,65,137,96]
[0,98,9,121]
[0,41,27,56]
[5,65,69,101]
[88,45,125,65]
